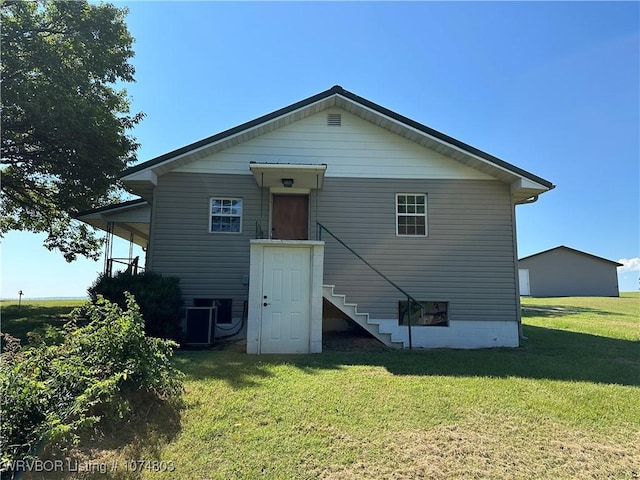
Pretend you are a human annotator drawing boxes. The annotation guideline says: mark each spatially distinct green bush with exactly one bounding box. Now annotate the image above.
[88,271,184,340]
[0,295,184,471]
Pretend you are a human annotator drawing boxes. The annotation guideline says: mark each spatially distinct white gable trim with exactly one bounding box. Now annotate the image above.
[174,109,494,181]
[122,95,338,181]
[121,87,553,198]
[336,97,536,186]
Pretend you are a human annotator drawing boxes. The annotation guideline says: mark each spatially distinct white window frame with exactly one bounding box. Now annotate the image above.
[209,197,243,234]
[396,193,427,237]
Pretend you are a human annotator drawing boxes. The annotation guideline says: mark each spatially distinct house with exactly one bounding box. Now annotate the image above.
[77,85,554,352]
[519,246,622,297]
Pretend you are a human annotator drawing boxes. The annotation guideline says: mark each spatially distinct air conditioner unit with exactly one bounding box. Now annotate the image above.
[185,307,217,346]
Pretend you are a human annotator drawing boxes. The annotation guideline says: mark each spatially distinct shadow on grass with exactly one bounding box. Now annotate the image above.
[521,305,620,318]
[1,305,78,342]
[31,392,183,480]
[175,348,277,389]
[174,326,640,389]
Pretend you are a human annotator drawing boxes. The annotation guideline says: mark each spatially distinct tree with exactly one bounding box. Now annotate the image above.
[1,0,143,261]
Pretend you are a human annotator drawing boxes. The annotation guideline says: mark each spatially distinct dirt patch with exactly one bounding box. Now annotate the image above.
[322,331,390,352]
[315,421,640,479]
[199,331,389,353]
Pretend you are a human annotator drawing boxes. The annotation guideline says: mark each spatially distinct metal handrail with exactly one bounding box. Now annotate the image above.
[255,220,265,239]
[317,222,421,349]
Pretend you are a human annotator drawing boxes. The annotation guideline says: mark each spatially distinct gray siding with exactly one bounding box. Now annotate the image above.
[314,178,518,322]
[150,173,518,322]
[519,249,620,297]
[149,173,263,319]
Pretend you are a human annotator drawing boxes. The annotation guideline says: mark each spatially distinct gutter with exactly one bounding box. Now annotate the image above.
[514,182,556,206]
[515,194,539,205]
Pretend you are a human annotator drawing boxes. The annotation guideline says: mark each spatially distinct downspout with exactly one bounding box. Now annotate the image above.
[515,194,539,205]
[511,200,524,341]
[512,194,540,341]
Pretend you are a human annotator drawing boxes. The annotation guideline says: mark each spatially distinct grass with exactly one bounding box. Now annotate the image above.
[0,299,86,342]
[521,293,639,340]
[145,294,639,480]
[2,294,639,479]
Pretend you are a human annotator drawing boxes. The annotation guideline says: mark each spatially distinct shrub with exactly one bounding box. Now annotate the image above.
[0,295,184,472]
[88,271,184,340]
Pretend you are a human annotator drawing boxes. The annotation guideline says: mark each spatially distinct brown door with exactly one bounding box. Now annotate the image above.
[272,194,309,240]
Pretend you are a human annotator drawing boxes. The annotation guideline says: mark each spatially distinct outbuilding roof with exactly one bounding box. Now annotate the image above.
[519,246,623,267]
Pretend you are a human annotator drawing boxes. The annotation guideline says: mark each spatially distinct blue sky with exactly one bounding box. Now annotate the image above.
[2,1,639,298]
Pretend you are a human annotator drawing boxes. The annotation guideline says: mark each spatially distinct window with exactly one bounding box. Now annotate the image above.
[396,194,427,236]
[210,198,242,233]
[398,301,448,326]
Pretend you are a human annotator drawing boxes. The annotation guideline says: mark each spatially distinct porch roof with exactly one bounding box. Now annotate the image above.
[249,162,327,189]
[74,199,150,247]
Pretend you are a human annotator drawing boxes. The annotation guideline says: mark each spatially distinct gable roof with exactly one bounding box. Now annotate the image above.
[519,246,623,267]
[121,85,554,201]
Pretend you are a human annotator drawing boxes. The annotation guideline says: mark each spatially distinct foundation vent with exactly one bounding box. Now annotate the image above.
[327,113,342,126]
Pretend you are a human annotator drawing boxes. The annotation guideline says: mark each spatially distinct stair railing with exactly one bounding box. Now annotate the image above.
[317,222,422,349]
[255,220,265,239]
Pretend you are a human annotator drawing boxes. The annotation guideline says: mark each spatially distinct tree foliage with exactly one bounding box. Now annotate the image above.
[0,0,143,261]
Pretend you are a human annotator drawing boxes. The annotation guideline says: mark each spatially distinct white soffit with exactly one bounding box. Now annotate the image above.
[121,169,158,184]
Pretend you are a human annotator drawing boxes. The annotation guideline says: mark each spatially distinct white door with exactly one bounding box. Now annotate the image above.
[260,247,311,353]
[519,269,531,296]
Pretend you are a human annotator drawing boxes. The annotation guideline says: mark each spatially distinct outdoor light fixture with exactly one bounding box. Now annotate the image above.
[281,178,294,188]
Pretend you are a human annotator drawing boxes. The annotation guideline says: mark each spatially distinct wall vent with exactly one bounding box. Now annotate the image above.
[327,113,342,126]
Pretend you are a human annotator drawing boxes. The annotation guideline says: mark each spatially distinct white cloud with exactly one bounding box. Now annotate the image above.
[618,257,640,273]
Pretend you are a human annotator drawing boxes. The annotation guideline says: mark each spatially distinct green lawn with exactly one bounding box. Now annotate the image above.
[145,293,639,479]
[4,294,639,479]
[1,299,86,342]
[521,293,639,340]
